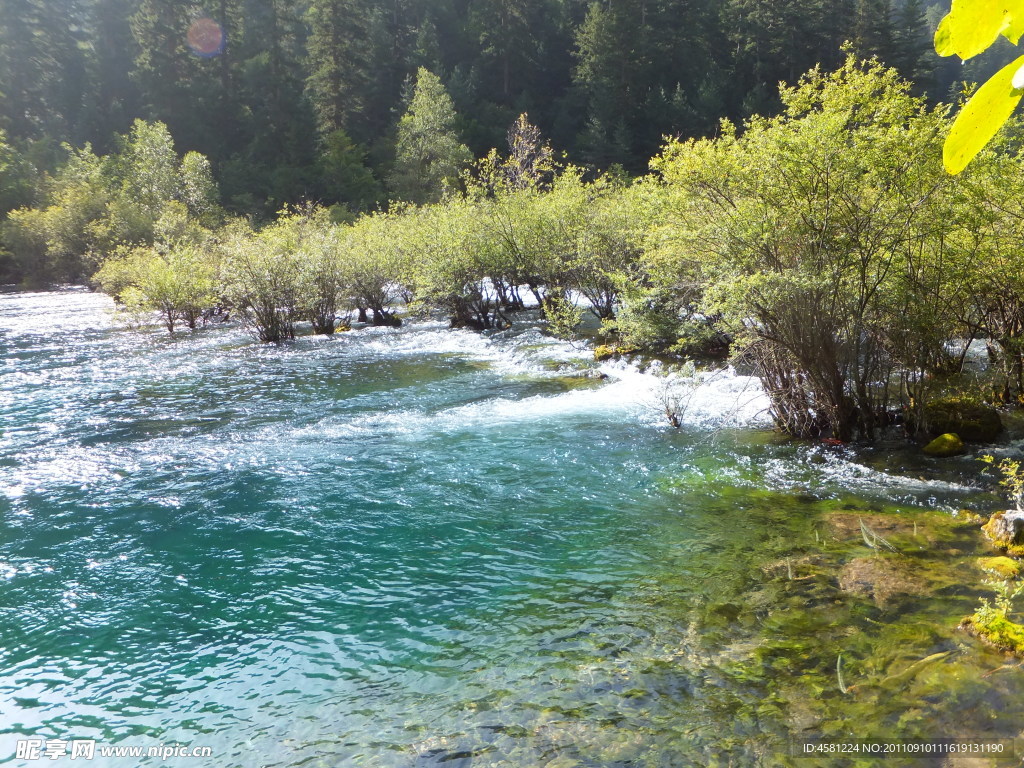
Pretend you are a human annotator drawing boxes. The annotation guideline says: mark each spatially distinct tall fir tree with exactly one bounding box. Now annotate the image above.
[890,0,930,85]
[573,0,646,168]
[852,0,895,61]
[84,0,142,150]
[305,0,371,139]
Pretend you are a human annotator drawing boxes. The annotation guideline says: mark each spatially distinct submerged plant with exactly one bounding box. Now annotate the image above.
[859,518,898,553]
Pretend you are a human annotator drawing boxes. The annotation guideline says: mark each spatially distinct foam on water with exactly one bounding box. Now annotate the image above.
[760,448,974,506]
[354,320,593,377]
[0,287,116,339]
[295,355,771,444]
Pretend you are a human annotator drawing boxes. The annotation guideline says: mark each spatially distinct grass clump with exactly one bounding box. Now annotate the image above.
[962,579,1024,656]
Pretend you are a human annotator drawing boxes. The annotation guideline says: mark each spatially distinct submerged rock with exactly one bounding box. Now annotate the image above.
[922,399,1002,443]
[982,510,1024,556]
[838,556,929,606]
[760,554,828,580]
[827,512,907,541]
[824,511,967,550]
[923,433,965,457]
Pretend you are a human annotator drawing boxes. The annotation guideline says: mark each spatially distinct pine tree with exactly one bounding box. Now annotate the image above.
[318,129,383,211]
[221,0,319,211]
[853,0,895,62]
[129,0,195,132]
[84,0,142,150]
[470,0,544,102]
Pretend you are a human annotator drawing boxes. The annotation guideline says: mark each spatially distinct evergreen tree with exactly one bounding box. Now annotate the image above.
[853,0,895,61]
[129,0,198,140]
[0,130,35,214]
[357,0,428,146]
[388,68,472,204]
[305,0,370,138]
[0,0,91,142]
[573,0,643,164]
[84,0,142,150]
[318,129,383,212]
[890,0,931,85]
[222,0,319,212]
[410,18,443,72]
[724,0,854,115]
[0,0,946,224]
[574,0,722,166]
[469,0,558,104]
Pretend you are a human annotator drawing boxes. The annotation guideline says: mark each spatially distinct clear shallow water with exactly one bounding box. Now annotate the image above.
[1,289,1023,767]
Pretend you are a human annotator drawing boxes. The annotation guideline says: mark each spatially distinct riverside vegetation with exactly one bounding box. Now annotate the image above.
[7,58,1024,445]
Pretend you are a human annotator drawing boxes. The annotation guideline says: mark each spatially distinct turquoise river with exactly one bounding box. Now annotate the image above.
[2,289,1024,767]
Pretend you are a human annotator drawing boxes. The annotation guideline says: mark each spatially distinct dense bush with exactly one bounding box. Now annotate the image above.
[646,57,1019,440]
[3,121,221,285]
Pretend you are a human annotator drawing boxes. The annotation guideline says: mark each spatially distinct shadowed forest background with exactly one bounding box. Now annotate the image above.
[0,0,999,228]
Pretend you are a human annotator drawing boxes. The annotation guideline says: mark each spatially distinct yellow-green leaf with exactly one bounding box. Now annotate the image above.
[934,15,957,57]
[1004,0,1024,43]
[944,54,1024,174]
[934,0,1024,59]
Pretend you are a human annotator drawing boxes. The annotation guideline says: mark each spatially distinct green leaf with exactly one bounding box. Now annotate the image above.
[944,54,1024,174]
[934,0,1024,59]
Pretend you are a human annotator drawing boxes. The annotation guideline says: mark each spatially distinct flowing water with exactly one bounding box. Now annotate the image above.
[1,289,1023,767]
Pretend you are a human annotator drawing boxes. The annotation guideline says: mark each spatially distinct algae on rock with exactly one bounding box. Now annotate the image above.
[977,556,1024,580]
[837,556,929,607]
[923,433,965,457]
[982,510,1024,556]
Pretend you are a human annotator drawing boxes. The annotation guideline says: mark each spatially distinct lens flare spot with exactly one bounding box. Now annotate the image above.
[186,17,224,58]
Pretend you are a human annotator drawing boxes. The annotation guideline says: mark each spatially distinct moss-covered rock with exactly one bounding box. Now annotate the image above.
[922,399,1002,443]
[960,612,1024,656]
[977,556,1023,580]
[982,510,1024,557]
[592,344,637,362]
[922,433,965,457]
